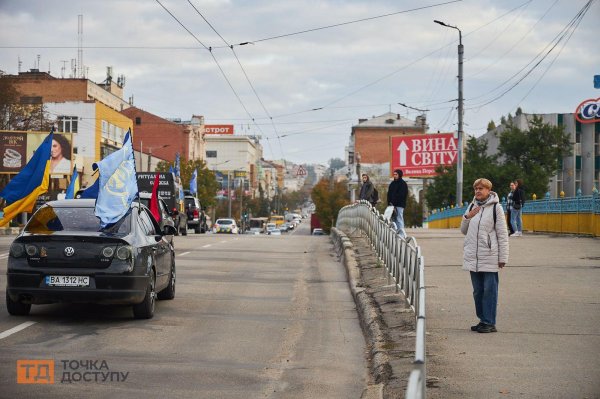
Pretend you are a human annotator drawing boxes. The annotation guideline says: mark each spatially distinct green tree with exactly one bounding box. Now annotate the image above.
[156,158,219,208]
[311,177,350,233]
[497,115,571,198]
[328,158,346,171]
[487,120,496,132]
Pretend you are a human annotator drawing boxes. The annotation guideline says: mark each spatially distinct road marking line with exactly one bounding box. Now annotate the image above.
[179,251,190,256]
[202,244,211,248]
[0,321,37,340]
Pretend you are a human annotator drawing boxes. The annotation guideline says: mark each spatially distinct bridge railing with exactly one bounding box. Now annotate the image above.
[336,200,426,399]
[426,193,600,236]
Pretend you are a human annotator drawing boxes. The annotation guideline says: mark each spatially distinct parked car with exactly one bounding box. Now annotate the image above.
[137,172,187,235]
[267,229,282,236]
[312,228,325,235]
[184,195,207,234]
[213,218,239,234]
[138,193,176,245]
[5,199,177,319]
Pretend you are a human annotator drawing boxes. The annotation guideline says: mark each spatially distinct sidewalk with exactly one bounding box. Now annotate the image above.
[411,229,600,399]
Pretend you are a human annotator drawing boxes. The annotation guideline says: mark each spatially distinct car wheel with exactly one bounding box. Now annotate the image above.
[133,270,156,319]
[157,259,176,300]
[194,225,201,234]
[6,292,31,316]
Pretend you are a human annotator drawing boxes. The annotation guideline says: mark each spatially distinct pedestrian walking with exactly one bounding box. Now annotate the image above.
[506,182,515,236]
[461,178,509,333]
[359,174,376,207]
[387,169,408,238]
[510,179,525,236]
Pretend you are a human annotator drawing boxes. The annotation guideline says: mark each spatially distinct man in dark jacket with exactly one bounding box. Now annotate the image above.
[359,174,376,207]
[387,169,408,238]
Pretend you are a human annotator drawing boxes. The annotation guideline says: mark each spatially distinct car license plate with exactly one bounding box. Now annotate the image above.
[45,275,90,287]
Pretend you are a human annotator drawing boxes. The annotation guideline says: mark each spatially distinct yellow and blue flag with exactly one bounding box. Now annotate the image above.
[65,165,80,199]
[0,131,53,227]
[94,130,138,228]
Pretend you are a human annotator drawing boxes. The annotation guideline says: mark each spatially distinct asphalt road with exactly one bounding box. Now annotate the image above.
[0,222,368,399]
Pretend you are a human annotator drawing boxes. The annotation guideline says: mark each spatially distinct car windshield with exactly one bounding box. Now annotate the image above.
[216,219,233,225]
[184,198,198,209]
[25,205,131,235]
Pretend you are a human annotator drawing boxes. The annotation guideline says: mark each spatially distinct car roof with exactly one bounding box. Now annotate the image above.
[43,198,144,210]
[216,218,235,222]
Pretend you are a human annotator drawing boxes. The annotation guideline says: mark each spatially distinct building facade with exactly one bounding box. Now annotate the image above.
[347,112,429,202]
[204,135,263,198]
[477,113,600,197]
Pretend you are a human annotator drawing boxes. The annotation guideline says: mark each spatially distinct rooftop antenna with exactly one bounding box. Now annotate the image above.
[37,54,40,69]
[77,15,83,78]
[61,60,68,78]
[18,56,22,73]
[70,59,76,78]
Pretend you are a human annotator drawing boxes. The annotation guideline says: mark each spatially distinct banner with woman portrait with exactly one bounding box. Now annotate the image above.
[0,131,73,175]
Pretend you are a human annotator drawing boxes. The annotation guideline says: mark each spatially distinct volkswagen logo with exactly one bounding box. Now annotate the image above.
[64,247,75,257]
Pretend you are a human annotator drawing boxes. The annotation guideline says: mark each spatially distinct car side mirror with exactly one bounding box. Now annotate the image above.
[162,225,177,236]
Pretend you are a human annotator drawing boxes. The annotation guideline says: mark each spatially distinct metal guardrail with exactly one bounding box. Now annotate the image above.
[336,200,426,399]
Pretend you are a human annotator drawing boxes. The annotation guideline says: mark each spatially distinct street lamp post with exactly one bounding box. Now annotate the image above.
[146,144,170,172]
[434,19,464,206]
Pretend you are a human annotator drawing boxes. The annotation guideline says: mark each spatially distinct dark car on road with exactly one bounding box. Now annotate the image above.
[184,195,207,234]
[5,199,176,319]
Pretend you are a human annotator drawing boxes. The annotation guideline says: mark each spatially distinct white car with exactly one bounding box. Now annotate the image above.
[268,229,282,236]
[213,218,239,234]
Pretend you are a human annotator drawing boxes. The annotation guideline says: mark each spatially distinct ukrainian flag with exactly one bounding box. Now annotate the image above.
[0,131,53,227]
[65,165,80,199]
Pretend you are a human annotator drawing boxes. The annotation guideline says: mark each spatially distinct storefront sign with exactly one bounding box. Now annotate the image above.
[205,125,234,134]
[575,97,600,124]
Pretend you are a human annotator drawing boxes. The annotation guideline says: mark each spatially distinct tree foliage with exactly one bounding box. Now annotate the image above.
[311,177,350,233]
[426,116,571,208]
[328,157,346,171]
[156,158,219,208]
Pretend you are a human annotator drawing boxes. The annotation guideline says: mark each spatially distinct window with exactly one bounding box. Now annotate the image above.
[101,120,109,138]
[57,116,78,133]
[138,209,156,236]
[135,117,141,125]
[206,150,217,158]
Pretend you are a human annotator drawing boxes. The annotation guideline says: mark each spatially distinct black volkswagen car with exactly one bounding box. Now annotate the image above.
[5,199,176,319]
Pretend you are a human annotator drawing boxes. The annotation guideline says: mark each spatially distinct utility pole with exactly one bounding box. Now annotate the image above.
[434,20,464,206]
[227,171,232,218]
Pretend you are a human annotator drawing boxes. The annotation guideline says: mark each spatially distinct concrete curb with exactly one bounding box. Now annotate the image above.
[331,227,388,398]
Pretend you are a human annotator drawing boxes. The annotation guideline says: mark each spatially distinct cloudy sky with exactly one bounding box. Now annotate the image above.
[1,0,598,165]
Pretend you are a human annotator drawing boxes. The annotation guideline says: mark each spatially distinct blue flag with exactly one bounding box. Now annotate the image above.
[65,165,80,199]
[169,166,175,175]
[190,169,198,195]
[79,177,99,199]
[94,130,138,228]
[174,153,181,178]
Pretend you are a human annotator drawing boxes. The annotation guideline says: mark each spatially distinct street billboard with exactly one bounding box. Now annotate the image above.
[389,133,457,177]
[204,125,234,134]
[574,97,600,124]
[1,131,73,175]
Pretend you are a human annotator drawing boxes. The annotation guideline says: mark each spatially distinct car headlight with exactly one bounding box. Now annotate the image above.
[116,245,132,260]
[9,243,25,258]
[102,246,115,258]
[25,244,38,257]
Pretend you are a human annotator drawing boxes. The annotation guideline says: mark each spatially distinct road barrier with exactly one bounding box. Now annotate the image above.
[336,200,426,399]
[426,193,600,237]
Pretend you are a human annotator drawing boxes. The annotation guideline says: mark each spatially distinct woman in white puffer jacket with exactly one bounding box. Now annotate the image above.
[461,178,509,333]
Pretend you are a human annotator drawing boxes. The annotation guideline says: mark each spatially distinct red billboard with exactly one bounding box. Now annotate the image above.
[574,97,600,124]
[389,133,457,177]
[205,125,234,134]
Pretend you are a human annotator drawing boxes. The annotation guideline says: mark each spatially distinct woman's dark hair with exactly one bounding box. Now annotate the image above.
[394,169,403,178]
[53,134,71,160]
[515,178,523,187]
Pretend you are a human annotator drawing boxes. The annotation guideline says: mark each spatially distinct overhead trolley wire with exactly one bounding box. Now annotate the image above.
[186,0,286,160]
[465,0,594,110]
